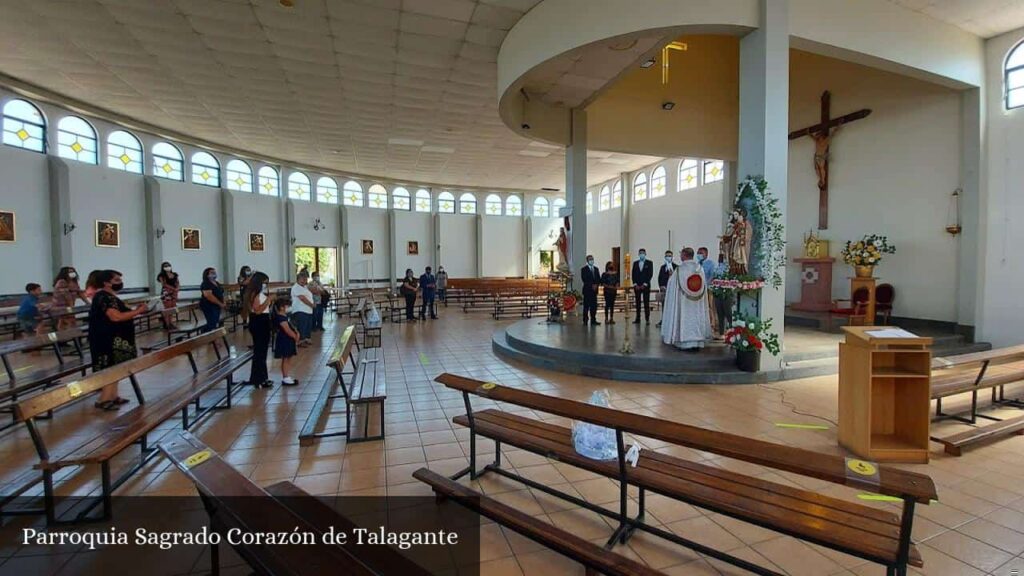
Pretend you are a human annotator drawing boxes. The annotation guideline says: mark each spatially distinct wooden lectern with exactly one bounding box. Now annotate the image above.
[792,257,836,311]
[838,327,932,463]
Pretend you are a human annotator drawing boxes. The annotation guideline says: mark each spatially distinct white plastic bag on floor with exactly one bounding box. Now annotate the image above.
[366,303,382,327]
[572,389,618,460]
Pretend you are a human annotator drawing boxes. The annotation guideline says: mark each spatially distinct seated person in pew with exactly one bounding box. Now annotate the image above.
[88,269,149,411]
[17,283,46,339]
[272,298,300,387]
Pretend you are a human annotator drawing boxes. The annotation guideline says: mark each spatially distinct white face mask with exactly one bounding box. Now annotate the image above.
[638,254,646,261]
[163,266,172,271]
[665,256,672,265]
[587,260,594,267]
[68,272,77,280]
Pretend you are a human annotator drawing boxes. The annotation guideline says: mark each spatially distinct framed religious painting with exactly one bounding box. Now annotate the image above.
[95,220,120,248]
[181,227,201,251]
[407,241,419,255]
[0,210,14,243]
[248,232,265,253]
[361,239,374,255]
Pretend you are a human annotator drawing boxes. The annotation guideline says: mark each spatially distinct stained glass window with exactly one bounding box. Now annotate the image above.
[533,197,549,218]
[191,151,220,187]
[613,180,623,207]
[438,191,455,214]
[226,159,252,192]
[703,160,724,183]
[392,187,411,210]
[633,172,648,202]
[258,166,279,196]
[678,158,699,190]
[1007,41,1024,110]
[506,195,522,216]
[287,171,310,201]
[343,181,363,206]
[57,116,97,164]
[415,189,431,212]
[599,186,611,211]
[553,198,566,214]
[651,166,667,198]
[107,130,143,174]
[317,177,338,204]
[152,142,184,181]
[2,99,45,153]
[586,191,593,214]
[485,194,503,215]
[459,193,477,214]
[367,184,388,209]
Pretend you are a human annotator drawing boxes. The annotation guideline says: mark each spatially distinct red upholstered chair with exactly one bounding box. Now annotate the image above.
[875,283,895,325]
[829,287,871,330]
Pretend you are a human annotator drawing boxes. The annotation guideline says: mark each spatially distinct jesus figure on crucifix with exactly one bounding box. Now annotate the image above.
[811,128,833,196]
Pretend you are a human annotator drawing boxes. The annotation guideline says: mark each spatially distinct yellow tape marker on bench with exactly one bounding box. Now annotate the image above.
[847,459,878,477]
[774,423,830,430]
[481,382,497,391]
[858,493,903,503]
[66,381,82,398]
[183,450,212,469]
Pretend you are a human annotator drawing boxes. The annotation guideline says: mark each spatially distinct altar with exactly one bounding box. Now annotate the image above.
[791,257,836,312]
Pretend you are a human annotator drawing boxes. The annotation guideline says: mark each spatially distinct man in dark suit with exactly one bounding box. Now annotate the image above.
[657,250,678,327]
[631,248,654,324]
[580,254,601,325]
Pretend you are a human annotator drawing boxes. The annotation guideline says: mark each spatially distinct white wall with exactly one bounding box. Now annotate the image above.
[231,192,284,281]
[159,180,223,287]
[628,174,727,261]
[439,214,477,278]
[346,207,390,284]
[0,146,50,294]
[786,50,963,322]
[292,201,340,248]
[481,217,525,277]
[978,28,1024,346]
[586,204,622,270]
[394,211,433,276]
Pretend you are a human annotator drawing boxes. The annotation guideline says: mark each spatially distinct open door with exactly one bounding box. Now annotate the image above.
[295,246,339,287]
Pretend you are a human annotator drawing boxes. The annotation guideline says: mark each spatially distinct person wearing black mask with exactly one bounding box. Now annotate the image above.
[199,267,226,332]
[601,261,619,325]
[580,255,600,326]
[243,272,273,388]
[631,249,654,324]
[88,270,148,410]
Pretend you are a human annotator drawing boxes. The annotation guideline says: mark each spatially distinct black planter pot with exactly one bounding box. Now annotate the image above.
[735,348,760,372]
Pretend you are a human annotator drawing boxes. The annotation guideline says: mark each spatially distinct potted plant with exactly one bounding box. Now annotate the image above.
[723,314,780,372]
[841,234,896,278]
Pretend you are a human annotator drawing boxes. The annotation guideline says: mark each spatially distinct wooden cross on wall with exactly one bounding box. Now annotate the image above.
[788,91,871,229]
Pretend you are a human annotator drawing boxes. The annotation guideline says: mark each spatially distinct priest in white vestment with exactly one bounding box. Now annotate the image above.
[661,247,712,351]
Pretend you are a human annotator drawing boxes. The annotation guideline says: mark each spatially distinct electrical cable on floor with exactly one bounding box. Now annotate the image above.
[758,382,839,428]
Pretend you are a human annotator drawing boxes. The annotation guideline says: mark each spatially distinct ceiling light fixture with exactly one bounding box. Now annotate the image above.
[541,187,560,192]
[662,101,675,111]
[640,58,656,69]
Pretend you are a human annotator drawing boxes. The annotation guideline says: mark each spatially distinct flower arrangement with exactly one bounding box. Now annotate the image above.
[710,273,766,295]
[547,289,581,313]
[736,176,786,289]
[841,234,896,266]
[723,314,780,356]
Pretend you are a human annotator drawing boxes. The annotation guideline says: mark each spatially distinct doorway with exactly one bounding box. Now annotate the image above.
[538,250,554,276]
[295,246,339,287]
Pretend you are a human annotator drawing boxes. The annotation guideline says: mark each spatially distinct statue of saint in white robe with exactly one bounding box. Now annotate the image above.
[661,260,712,350]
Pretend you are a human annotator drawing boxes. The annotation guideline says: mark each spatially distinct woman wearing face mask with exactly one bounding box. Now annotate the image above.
[156,261,180,329]
[400,269,418,322]
[243,271,273,388]
[601,261,619,325]
[88,269,148,410]
[199,267,226,332]
[52,266,89,331]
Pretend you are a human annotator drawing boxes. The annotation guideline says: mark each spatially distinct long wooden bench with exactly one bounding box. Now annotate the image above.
[930,345,1024,455]
[0,328,90,429]
[346,345,386,441]
[298,325,358,446]
[160,431,430,576]
[9,329,251,524]
[437,373,936,576]
[492,295,547,319]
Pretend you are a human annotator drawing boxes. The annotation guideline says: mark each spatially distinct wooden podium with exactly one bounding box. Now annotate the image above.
[792,257,835,311]
[838,327,932,463]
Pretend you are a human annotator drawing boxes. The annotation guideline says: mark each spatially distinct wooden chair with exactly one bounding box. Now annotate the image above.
[829,286,871,330]
[876,283,895,325]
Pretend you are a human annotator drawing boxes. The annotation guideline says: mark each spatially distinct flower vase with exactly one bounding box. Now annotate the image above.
[735,349,760,372]
[854,265,875,278]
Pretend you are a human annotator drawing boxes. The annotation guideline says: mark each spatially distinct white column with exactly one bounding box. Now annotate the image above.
[959,87,982,339]
[619,172,630,271]
[738,0,789,370]
[567,108,588,281]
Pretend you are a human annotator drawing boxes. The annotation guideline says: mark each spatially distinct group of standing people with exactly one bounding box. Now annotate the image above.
[399,266,448,322]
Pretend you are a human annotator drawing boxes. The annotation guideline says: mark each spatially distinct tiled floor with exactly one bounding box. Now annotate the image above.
[1,310,1023,575]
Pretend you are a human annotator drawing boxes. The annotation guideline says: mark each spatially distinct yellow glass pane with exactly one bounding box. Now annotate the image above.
[235,176,245,187]
[162,162,173,174]
[70,141,83,153]
[119,153,132,166]
[200,170,211,181]
[15,128,29,141]
[263,181,273,192]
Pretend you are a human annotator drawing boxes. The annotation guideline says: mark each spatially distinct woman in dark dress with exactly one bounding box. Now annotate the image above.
[88,269,149,410]
[400,269,418,321]
[156,262,180,328]
[243,272,273,388]
[601,261,619,325]
[199,267,226,332]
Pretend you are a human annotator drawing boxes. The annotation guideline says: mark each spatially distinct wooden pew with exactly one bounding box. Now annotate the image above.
[413,468,665,576]
[436,373,936,576]
[929,345,1024,455]
[10,329,252,524]
[492,295,547,319]
[298,325,357,446]
[0,327,90,430]
[160,431,430,576]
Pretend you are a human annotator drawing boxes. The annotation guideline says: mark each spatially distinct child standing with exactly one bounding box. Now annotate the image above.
[17,283,45,337]
[272,299,299,386]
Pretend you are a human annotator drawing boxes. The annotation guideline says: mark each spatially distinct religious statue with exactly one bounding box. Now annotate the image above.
[812,129,832,196]
[554,226,569,272]
[722,209,752,275]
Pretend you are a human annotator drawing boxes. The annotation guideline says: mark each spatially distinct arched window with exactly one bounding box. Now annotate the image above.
[392,187,411,210]
[258,166,279,196]
[553,198,566,214]
[586,191,593,214]
[485,194,503,215]
[651,166,667,198]
[152,142,184,181]
[678,159,699,190]
[191,151,220,187]
[459,193,477,214]
[1007,41,1024,110]
[226,159,253,192]
[287,171,310,201]
[633,172,648,202]
[612,180,623,207]
[57,116,97,164]
[599,185,611,211]
[506,195,522,216]
[342,181,363,206]
[367,184,388,209]
[2,99,45,153]
[317,177,338,204]
[438,191,455,213]
[533,197,549,217]
[415,189,431,212]
[703,160,724,183]
[107,130,143,174]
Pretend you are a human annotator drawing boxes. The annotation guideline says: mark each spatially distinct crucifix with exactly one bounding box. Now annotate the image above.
[788,91,871,229]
